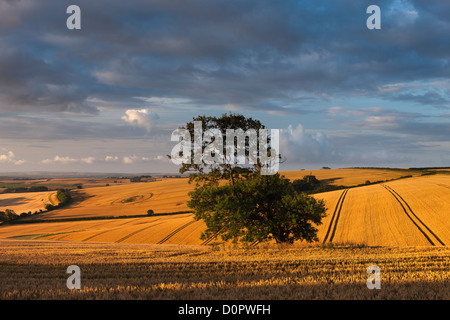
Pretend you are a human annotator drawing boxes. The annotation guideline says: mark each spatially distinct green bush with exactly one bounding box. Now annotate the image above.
[0,209,19,222]
[56,189,72,206]
[45,204,56,211]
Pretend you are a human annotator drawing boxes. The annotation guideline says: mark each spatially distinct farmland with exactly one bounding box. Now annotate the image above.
[0,239,448,299]
[0,168,424,220]
[0,168,449,300]
[281,167,423,186]
[0,190,58,214]
[0,177,193,220]
[0,171,448,247]
[316,175,450,246]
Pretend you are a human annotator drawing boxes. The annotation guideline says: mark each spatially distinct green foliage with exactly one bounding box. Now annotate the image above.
[291,175,344,194]
[2,186,49,193]
[170,113,269,186]
[45,204,56,211]
[188,173,326,244]
[177,113,326,245]
[56,189,72,206]
[0,209,19,222]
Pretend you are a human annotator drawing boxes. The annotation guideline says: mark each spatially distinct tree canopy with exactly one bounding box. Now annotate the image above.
[171,113,327,245]
[188,173,326,244]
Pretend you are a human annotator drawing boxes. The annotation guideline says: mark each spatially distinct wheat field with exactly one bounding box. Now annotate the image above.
[1,173,448,247]
[281,168,422,186]
[0,168,422,220]
[0,191,58,214]
[23,178,194,221]
[315,176,449,246]
[1,171,449,300]
[0,239,448,300]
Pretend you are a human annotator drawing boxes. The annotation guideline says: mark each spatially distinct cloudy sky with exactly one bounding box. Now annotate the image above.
[1,0,449,173]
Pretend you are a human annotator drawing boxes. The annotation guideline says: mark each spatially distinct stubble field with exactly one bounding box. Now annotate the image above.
[1,171,448,247]
[0,168,449,299]
[0,239,448,300]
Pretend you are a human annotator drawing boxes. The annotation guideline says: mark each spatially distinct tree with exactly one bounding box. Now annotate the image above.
[170,113,279,187]
[188,173,326,244]
[0,209,19,222]
[172,113,327,245]
[56,189,72,206]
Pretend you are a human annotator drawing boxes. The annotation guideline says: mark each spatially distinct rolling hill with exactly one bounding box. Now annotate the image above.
[1,170,448,247]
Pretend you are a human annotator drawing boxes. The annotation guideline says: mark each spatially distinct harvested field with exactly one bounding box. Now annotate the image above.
[0,239,448,300]
[0,173,448,248]
[20,178,195,221]
[281,168,422,186]
[315,175,449,246]
[0,191,58,214]
[0,213,206,246]
[4,168,422,221]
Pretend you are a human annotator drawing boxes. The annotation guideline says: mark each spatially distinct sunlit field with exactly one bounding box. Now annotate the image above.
[1,173,448,247]
[1,169,449,300]
[0,239,448,300]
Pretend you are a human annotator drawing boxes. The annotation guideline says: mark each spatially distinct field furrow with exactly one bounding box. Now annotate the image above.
[382,185,445,246]
[321,184,433,246]
[383,176,450,245]
[115,221,165,243]
[328,189,349,243]
[157,220,197,244]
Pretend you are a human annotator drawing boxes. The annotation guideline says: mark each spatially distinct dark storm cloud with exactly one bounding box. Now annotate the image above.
[2,0,450,116]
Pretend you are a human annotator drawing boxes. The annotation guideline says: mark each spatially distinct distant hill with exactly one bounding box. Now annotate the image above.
[0,171,183,179]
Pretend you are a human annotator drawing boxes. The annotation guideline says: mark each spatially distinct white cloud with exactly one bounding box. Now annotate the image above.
[105,155,120,162]
[122,155,152,164]
[280,124,334,164]
[0,149,26,165]
[80,157,95,164]
[152,155,170,163]
[121,108,159,133]
[41,155,96,165]
[41,156,77,165]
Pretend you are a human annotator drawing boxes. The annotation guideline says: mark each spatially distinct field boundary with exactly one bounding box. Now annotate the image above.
[1,211,194,225]
[7,229,86,240]
[323,189,348,243]
[382,184,445,246]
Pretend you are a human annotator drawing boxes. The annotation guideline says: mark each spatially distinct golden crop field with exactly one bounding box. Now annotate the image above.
[1,170,449,300]
[281,168,422,186]
[0,213,206,246]
[1,168,422,221]
[0,239,448,300]
[20,178,195,221]
[1,173,448,248]
[316,175,450,246]
[0,191,58,214]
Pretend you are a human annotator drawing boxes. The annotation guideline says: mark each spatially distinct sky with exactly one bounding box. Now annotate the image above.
[0,0,450,173]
